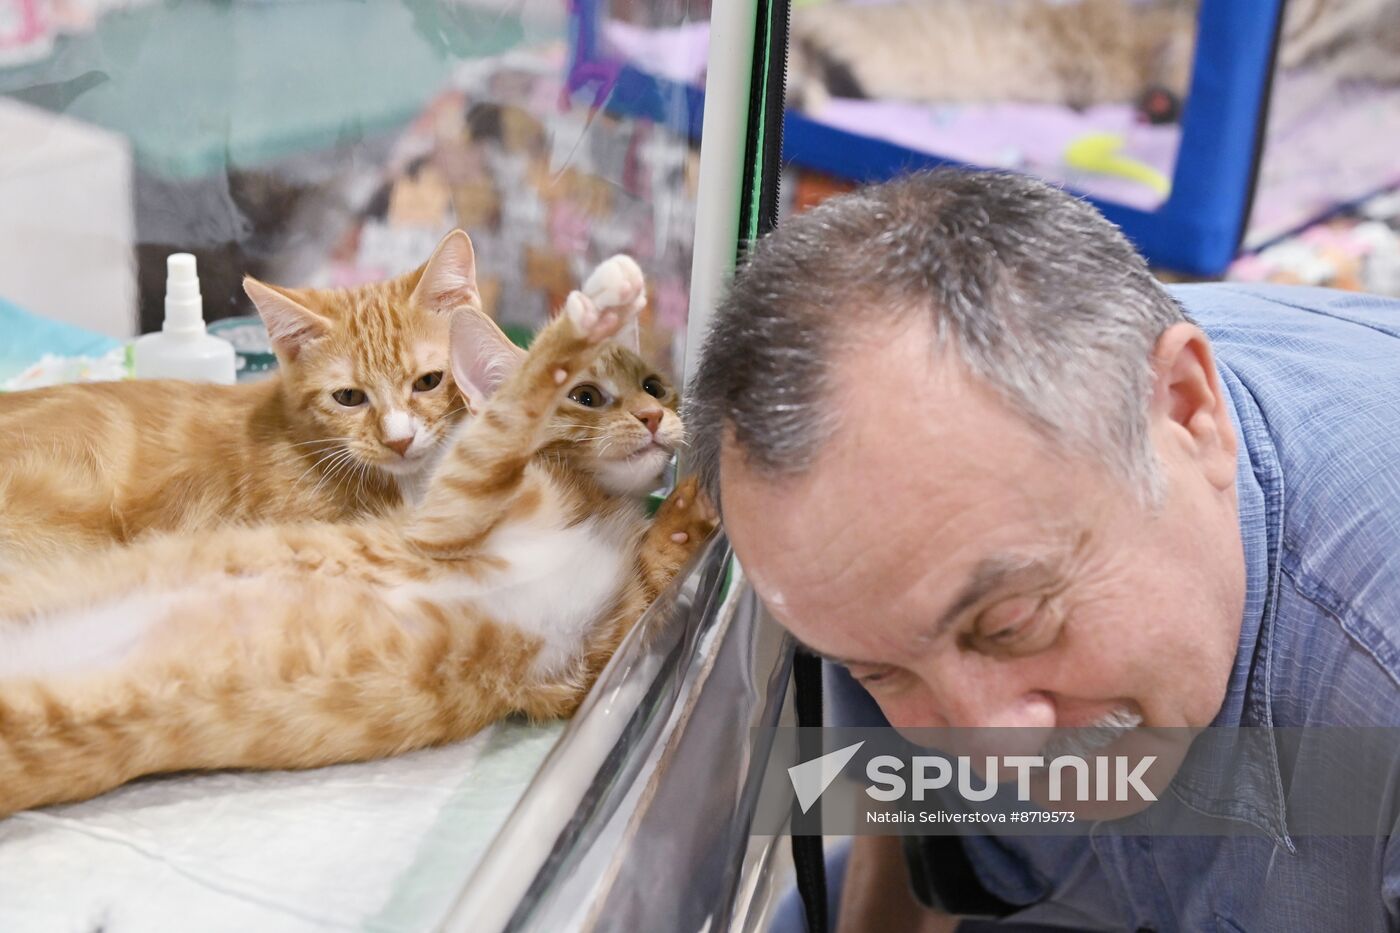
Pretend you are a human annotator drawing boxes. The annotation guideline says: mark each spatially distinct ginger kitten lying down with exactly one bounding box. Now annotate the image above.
[0,229,484,567]
[0,257,716,816]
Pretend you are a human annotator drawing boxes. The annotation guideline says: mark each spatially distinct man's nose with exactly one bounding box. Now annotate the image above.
[633,407,663,435]
[897,675,1057,757]
[955,692,1056,760]
[947,690,1056,731]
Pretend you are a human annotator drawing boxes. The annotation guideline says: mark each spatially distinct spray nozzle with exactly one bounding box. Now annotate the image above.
[164,253,205,334]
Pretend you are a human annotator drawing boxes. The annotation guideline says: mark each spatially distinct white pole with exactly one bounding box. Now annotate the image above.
[682,0,761,387]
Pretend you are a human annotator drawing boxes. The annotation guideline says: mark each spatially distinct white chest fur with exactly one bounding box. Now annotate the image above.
[392,482,637,678]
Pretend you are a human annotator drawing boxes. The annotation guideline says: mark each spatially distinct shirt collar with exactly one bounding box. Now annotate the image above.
[1164,358,1294,851]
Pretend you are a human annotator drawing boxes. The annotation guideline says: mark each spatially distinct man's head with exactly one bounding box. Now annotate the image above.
[688,170,1245,751]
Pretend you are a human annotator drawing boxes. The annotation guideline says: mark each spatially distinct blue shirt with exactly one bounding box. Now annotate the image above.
[827,285,1400,932]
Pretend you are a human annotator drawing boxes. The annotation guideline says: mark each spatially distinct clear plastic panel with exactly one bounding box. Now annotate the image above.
[786,0,1197,211]
[0,0,721,929]
[0,0,702,384]
[595,0,1198,215]
[1243,1,1400,249]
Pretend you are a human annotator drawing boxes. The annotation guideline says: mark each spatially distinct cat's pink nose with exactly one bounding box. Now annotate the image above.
[634,408,663,435]
[385,437,413,457]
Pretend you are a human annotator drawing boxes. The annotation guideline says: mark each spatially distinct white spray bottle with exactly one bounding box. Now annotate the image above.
[133,253,237,384]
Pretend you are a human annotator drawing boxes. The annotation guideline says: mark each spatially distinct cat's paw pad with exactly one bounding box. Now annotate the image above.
[653,476,720,549]
[583,255,646,315]
[564,291,622,345]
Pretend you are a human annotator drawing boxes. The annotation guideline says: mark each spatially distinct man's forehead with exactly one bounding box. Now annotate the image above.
[727,464,1019,603]
[719,385,1055,539]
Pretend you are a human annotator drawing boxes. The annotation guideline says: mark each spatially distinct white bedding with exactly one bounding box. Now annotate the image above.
[0,719,563,933]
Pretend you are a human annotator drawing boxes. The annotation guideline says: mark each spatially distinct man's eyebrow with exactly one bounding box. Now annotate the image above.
[929,556,1057,639]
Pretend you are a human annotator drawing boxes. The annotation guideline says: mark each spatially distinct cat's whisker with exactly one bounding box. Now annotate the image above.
[295,446,350,489]
[309,450,357,499]
[296,444,351,461]
[291,443,358,469]
[351,461,372,509]
[328,451,363,488]
[322,454,351,487]
[337,456,361,490]
[295,457,333,490]
[289,436,358,449]
[305,458,341,498]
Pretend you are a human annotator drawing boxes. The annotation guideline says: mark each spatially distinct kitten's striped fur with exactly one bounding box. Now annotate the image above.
[0,257,714,816]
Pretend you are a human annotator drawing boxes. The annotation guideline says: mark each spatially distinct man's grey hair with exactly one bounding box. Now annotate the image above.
[685,169,1188,504]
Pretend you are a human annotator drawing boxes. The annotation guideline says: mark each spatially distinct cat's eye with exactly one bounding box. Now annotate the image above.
[569,384,607,408]
[332,388,367,407]
[642,376,666,399]
[413,371,443,392]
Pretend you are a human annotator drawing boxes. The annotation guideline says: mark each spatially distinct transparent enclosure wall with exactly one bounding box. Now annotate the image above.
[597,0,1400,280]
[1243,2,1400,250]
[0,0,702,385]
[600,0,1198,214]
[0,5,709,924]
[1228,18,1400,296]
[785,0,1197,211]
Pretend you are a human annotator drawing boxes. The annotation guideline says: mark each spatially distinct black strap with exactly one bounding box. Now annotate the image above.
[791,650,829,933]
[737,0,791,247]
[902,834,1021,920]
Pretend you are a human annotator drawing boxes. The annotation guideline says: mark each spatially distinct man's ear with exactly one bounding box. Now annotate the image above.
[410,229,480,313]
[449,310,527,412]
[1149,322,1237,490]
[244,277,331,362]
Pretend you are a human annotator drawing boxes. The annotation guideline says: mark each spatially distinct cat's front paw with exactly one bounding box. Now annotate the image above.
[582,255,646,316]
[651,476,720,555]
[563,291,626,346]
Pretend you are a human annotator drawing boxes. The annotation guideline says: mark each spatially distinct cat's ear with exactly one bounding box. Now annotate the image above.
[411,229,481,314]
[449,310,526,411]
[244,277,332,362]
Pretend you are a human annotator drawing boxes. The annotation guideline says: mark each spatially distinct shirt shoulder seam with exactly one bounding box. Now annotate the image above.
[1279,558,1400,691]
[1211,284,1400,341]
